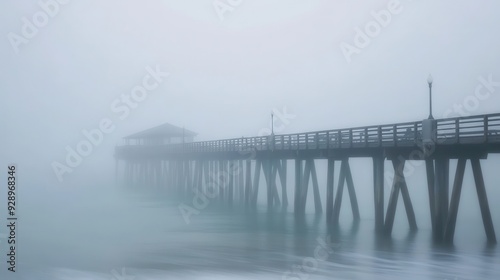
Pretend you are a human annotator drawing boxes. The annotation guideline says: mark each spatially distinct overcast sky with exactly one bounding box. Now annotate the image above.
[1,0,500,188]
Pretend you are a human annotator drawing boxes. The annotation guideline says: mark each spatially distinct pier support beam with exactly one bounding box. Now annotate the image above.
[272,160,281,208]
[433,158,449,241]
[373,156,385,232]
[425,159,436,232]
[252,160,262,208]
[238,160,244,203]
[384,157,417,235]
[263,160,274,210]
[185,160,192,196]
[245,160,252,207]
[344,160,359,220]
[332,159,360,224]
[294,158,302,215]
[299,159,311,214]
[438,158,496,244]
[443,158,466,243]
[471,158,497,244]
[228,160,235,207]
[326,158,335,223]
[203,160,209,194]
[311,160,323,214]
[278,160,288,209]
[297,159,322,214]
[196,160,203,191]
[219,161,225,203]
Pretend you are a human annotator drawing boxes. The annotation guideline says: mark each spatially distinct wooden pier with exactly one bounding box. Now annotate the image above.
[115,113,500,244]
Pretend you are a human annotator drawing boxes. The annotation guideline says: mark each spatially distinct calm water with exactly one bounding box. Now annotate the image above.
[2,187,499,280]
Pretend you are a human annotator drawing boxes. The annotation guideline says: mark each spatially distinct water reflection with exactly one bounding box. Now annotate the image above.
[10,192,500,280]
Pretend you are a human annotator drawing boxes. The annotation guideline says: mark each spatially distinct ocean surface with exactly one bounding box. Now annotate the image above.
[1,186,499,280]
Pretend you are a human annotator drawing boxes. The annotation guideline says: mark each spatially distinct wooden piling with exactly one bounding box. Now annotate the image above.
[443,158,466,243]
[279,159,288,209]
[228,160,234,207]
[239,160,244,203]
[300,159,312,214]
[373,156,384,232]
[384,159,402,235]
[294,158,302,215]
[434,158,449,241]
[252,160,262,208]
[245,160,252,207]
[332,159,347,224]
[471,158,497,244]
[326,158,335,223]
[425,159,436,232]
[344,160,360,221]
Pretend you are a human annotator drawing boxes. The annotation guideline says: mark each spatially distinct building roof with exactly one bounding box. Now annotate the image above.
[124,123,197,139]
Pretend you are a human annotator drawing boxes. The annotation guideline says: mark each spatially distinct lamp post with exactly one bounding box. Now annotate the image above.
[182,126,185,144]
[271,112,274,135]
[270,111,275,151]
[427,74,434,119]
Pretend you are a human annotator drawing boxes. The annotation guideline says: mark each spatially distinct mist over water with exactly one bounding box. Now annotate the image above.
[3,170,498,280]
[2,1,500,279]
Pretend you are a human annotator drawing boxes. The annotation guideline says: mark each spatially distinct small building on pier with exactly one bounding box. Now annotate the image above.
[123,123,197,145]
[116,122,198,191]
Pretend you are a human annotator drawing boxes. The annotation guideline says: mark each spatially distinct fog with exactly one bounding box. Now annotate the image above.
[1,0,500,279]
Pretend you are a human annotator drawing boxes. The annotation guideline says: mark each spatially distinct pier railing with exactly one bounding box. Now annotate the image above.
[116,113,500,155]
